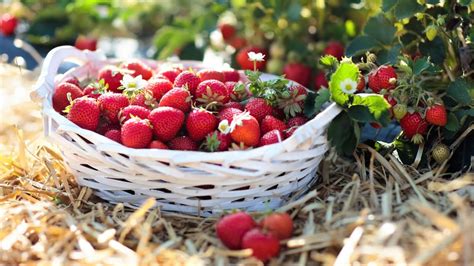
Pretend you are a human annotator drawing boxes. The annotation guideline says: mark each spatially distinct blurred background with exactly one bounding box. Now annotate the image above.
[0,0,381,89]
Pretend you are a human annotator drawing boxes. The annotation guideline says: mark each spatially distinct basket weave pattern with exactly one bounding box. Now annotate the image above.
[32,46,342,215]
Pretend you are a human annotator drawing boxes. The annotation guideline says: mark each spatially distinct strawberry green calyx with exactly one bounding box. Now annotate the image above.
[411,133,424,144]
[202,132,221,152]
[197,86,227,109]
[230,82,249,101]
[277,87,306,117]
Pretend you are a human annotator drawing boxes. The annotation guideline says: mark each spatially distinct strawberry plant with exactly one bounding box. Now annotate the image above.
[336,0,474,168]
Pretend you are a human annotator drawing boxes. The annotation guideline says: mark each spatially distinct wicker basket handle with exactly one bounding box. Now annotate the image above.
[31,46,106,103]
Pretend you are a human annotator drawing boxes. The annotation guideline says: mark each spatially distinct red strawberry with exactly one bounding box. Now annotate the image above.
[119,105,151,124]
[260,212,293,240]
[222,69,240,82]
[195,79,230,108]
[357,74,366,92]
[226,81,248,102]
[173,71,200,95]
[285,127,297,138]
[120,60,153,80]
[149,140,168,149]
[66,97,100,131]
[74,35,97,51]
[313,72,329,90]
[376,66,397,90]
[426,104,447,126]
[259,129,284,146]
[272,108,285,120]
[224,81,237,94]
[222,101,243,110]
[283,63,312,87]
[216,212,257,250]
[245,98,273,122]
[120,118,153,148]
[146,78,173,101]
[168,136,198,151]
[400,112,428,140]
[83,85,101,99]
[62,76,81,88]
[368,66,397,93]
[148,107,185,141]
[261,115,287,134]
[323,41,345,60]
[158,68,182,83]
[230,112,260,147]
[367,71,379,93]
[104,129,121,143]
[53,82,84,113]
[83,79,108,99]
[158,87,192,113]
[228,36,247,50]
[128,90,157,109]
[287,116,308,128]
[219,23,236,41]
[218,107,243,123]
[202,130,231,152]
[197,69,224,82]
[278,85,307,118]
[98,66,124,93]
[186,108,218,141]
[98,93,129,124]
[0,14,17,36]
[285,116,308,137]
[97,122,120,135]
[236,46,267,70]
[241,228,280,262]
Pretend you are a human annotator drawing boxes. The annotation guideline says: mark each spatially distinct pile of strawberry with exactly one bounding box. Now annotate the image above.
[52,59,309,151]
[216,211,294,262]
[345,63,448,144]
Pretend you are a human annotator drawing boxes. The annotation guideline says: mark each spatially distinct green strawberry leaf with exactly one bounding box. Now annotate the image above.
[304,91,317,117]
[328,112,358,157]
[377,44,401,65]
[445,113,460,132]
[446,78,473,105]
[352,95,391,126]
[304,88,330,118]
[419,36,446,65]
[393,0,424,20]
[383,0,399,12]
[329,62,359,106]
[313,88,331,114]
[346,35,382,57]
[412,57,433,75]
[363,14,396,46]
[347,105,375,122]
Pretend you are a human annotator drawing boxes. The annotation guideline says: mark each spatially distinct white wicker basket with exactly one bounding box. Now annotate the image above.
[31,46,342,216]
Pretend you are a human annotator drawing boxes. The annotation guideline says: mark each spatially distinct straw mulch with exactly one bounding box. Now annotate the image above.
[0,64,473,265]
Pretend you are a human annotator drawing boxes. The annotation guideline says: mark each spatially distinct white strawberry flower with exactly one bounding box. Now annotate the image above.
[120,74,147,91]
[340,78,358,94]
[218,120,231,134]
[247,52,265,62]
